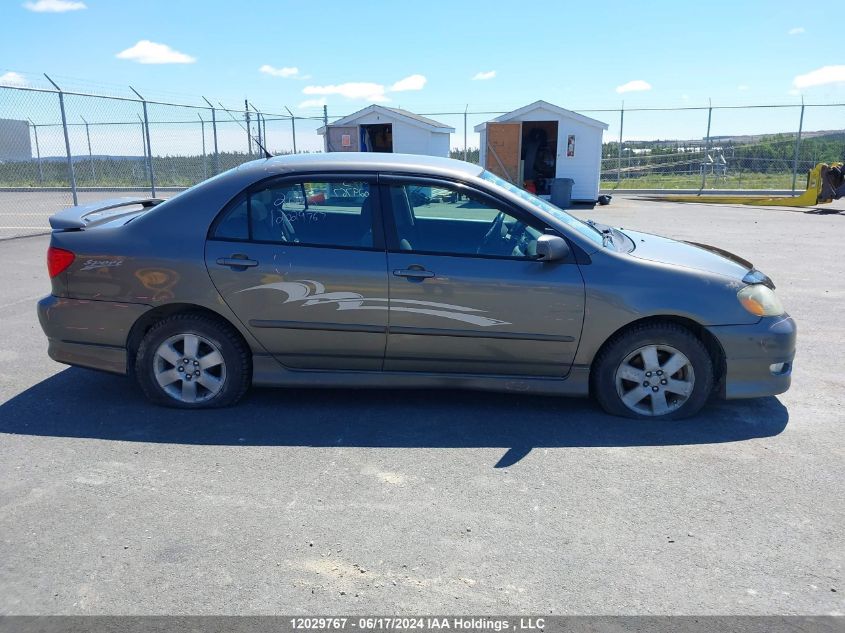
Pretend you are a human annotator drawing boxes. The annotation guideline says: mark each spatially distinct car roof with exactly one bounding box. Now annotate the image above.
[234,152,484,180]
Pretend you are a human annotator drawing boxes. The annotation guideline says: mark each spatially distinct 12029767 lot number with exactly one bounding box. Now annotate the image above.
[290,618,433,630]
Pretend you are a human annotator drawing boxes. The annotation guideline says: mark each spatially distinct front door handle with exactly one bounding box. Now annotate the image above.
[216,256,258,269]
[393,268,435,279]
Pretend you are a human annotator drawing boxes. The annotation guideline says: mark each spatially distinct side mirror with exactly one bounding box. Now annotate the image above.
[535,234,570,262]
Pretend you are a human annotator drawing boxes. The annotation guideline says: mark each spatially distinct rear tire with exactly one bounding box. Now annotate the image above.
[134,314,251,409]
[592,323,713,420]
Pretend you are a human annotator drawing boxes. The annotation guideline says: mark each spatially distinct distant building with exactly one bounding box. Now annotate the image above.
[317,105,455,157]
[0,119,32,161]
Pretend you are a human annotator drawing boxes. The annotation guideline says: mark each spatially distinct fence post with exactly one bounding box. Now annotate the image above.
[464,104,468,162]
[285,106,297,154]
[701,99,712,190]
[262,114,267,153]
[617,102,624,185]
[44,74,78,205]
[244,99,252,156]
[791,99,805,193]
[203,97,220,175]
[81,116,95,185]
[28,118,44,184]
[198,114,207,180]
[137,115,147,181]
[130,87,156,197]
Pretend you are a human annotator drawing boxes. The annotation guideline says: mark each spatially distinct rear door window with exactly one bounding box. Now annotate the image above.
[212,179,378,249]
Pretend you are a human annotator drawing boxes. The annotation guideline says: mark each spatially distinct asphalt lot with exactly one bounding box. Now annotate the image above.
[0,196,843,614]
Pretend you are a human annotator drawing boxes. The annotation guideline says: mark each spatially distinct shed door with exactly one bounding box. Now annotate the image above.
[485,123,521,184]
[326,126,359,152]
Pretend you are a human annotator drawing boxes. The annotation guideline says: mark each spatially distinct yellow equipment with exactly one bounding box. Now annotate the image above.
[650,163,844,207]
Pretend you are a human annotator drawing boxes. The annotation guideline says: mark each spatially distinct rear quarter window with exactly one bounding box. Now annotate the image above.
[213,196,249,240]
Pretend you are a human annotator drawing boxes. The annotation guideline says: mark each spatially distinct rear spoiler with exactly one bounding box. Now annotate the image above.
[49,197,164,230]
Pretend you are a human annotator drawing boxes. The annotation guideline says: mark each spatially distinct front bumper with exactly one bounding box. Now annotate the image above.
[707,314,797,399]
[38,295,150,375]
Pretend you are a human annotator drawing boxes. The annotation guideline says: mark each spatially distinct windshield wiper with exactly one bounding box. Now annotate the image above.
[586,219,615,246]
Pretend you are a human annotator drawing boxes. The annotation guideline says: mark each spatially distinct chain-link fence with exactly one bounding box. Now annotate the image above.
[595,104,845,192]
[2,81,844,239]
[0,82,332,238]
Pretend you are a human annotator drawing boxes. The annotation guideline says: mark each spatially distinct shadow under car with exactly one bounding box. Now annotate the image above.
[0,368,789,467]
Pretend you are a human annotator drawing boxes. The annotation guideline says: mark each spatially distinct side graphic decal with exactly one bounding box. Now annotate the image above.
[237,280,511,327]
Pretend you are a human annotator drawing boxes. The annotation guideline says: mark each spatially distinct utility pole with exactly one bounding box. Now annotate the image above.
[248,102,263,152]
[323,104,329,152]
[244,98,252,156]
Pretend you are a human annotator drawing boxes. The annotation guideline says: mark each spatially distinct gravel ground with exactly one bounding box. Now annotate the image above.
[0,196,842,615]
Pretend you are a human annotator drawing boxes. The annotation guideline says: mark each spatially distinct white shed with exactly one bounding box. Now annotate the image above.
[318,105,455,157]
[474,100,608,202]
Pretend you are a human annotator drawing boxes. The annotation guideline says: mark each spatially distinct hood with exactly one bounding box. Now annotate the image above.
[621,229,752,280]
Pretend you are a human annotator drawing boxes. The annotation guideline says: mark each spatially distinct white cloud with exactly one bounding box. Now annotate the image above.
[793,65,845,88]
[616,79,652,94]
[116,40,196,64]
[389,74,426,91]
[0,71,27,87]
[303,82,389,102]
[260,65,298,77]
[472,70,496,81]
[303,73,427,103]
[788,89,800,96]
[260,64,304,78]
[737,84,749,91]
[298,97,327,109]
[788,27,805,35]
[23,0,86,12]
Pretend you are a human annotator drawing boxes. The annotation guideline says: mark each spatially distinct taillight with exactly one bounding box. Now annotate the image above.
[47,246,75,278]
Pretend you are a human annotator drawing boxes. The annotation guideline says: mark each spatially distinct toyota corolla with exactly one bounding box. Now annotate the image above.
[37,153,796,419]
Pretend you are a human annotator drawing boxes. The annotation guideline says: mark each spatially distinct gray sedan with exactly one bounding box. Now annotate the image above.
[38,153,796,419]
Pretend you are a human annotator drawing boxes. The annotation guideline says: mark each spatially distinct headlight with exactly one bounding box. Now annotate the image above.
[737,284,784,317]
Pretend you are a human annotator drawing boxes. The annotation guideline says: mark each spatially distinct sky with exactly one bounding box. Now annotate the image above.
[1,0,844,153]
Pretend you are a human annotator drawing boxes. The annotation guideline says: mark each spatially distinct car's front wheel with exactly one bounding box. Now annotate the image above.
[134,314,251,408]
[592,323,714,419]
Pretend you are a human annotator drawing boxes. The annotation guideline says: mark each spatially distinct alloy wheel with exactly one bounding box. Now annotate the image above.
[153,333,227,404]
[614,344,695,416]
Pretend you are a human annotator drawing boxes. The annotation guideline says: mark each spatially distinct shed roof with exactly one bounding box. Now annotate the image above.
[317,104,455,135]
[473,100,609,132]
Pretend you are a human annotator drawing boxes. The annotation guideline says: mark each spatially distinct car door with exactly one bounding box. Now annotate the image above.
[205,174,388,371]
[380,176,585,377]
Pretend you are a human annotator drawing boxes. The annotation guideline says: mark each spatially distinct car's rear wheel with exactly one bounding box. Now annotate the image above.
[592,323,713,419]
[135,314,251,408]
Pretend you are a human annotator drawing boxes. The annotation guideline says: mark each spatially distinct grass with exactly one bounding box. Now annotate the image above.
[600,171,799,191]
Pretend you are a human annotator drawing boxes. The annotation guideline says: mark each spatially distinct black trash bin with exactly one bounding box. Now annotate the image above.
[550,178,574,208]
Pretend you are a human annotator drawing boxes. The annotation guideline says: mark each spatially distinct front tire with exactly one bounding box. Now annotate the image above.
[592,323,713,420]
[134,314,251,408]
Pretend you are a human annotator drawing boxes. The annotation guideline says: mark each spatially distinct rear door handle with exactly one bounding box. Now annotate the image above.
[216,256,258,269]
[393,268,435,279]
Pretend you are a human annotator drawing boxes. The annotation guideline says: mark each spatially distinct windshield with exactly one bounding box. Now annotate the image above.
[480,170,604,247]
